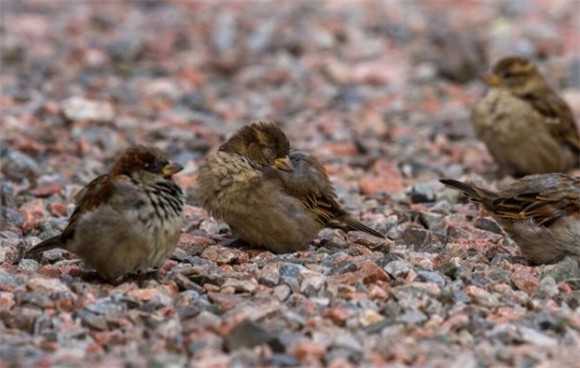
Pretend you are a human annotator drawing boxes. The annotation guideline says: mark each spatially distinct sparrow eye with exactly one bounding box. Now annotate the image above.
[145,160,166,174]
[262,147,274,158]
[501,71,514,79]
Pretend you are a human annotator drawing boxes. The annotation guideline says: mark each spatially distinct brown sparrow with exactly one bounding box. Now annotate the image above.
[26,146,184,279]
[472,56,580,175]
[440,174,580,264]
[196,122,384,253]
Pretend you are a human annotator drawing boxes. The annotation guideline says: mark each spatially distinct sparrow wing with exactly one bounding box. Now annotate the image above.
[60,174,116,243]
[524,90,580,152]
[25,173,116,256]
[275,152,384,238]
[442,174,580,227]
[274,154,343,225]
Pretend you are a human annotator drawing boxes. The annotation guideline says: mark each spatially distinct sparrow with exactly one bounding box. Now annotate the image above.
[440,174,580,264]
[472,56,580,176]
[26,145,185,279]
[196,122,384,253]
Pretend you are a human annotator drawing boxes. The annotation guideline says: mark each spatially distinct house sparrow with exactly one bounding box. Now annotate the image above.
[472,56,580,175]
[196,122,384,253]
[26,146,184,279]
[440,174,580,264]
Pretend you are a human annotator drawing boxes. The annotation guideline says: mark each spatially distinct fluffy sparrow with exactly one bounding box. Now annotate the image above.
[196,122,384,253]
[472,56,580,175]
[440,174,580,264]
[26,146,184,279]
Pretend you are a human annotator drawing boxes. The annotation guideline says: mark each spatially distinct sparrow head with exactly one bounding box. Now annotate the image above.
[289,152,326,179]
[483,56,547,96]
[111,145,183,181]
[220,122,293,172]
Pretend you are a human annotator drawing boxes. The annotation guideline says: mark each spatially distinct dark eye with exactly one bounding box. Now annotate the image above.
[263,147,274,158]
[145,160,166,173]
[501,71,514,79]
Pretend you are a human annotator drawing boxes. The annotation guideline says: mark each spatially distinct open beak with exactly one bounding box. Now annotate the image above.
[274,156,294,172]
[481,73,501,87]
[162,162,184,177]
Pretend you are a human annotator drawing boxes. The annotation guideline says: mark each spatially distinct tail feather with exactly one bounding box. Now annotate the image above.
[330,216,385,239]
[25,236,63,257]
[439,179,498,208]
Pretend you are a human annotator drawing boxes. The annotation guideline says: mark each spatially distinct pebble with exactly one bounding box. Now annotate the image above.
[416,270,446,288]
[61,97,114,123]
[18,259,40,273]
[28,277,72,294]
[384,260,413,279]
[258,262,281,287]
[299,270,326,296]
[535,276,559,299]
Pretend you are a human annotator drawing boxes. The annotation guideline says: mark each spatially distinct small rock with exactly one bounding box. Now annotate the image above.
[358,309,384,327]
[258,262,280,287]
[331,261,390,285]
[535,276,559,299]
[437,258,464,279]
[28,277,71,294]
[409,182,437,203]
[0,292,15,310]
[127,288,161,302]
[401,227,429,249]
[61,97,114,123]
[292,340,326,362]
[0,207,25,229]
[384,260,412,279]
[419,211,445,232]
[272,284,292,301]
[0,270,21,290]
[519,326,557,346]
[48,202,68,217]
[542,257,580,283]
[318,229,348,249]
[511,272,539,294]
[201,245,241,265]
[464,285,500,308]
[224,319,283,352]
[474,217,503,235]
[77,310,108,331]
[17,259,40,273]
[416,270,446,288]
[30,184,63,198]
[207,292,246,312]
[358,160,404,195]
[299,270,326,296]
[280,263,305,291]
[397,310,428,324]
[346,231,390,250]
[265,354,300,367]
[221,278,258,294]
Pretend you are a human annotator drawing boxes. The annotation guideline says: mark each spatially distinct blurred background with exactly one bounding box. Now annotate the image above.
[2,0,580,205]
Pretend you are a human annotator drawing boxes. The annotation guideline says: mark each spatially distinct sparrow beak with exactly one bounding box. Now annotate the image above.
[481,73,501,87]
[162,162,184,177]
[274,156,294,172]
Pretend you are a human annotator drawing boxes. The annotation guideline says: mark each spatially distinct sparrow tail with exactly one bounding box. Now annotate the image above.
[25,236,63,257]
[332,217,385,239]
[439,179,498,207]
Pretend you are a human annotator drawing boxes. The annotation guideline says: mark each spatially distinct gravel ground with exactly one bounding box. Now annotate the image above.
[2,1,580,367]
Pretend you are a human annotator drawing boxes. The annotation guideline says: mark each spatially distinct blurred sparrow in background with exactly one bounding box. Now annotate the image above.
[197,122,384,253]
[26,146,184,279]
[441,174,580,264]
[472,56,580,175]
